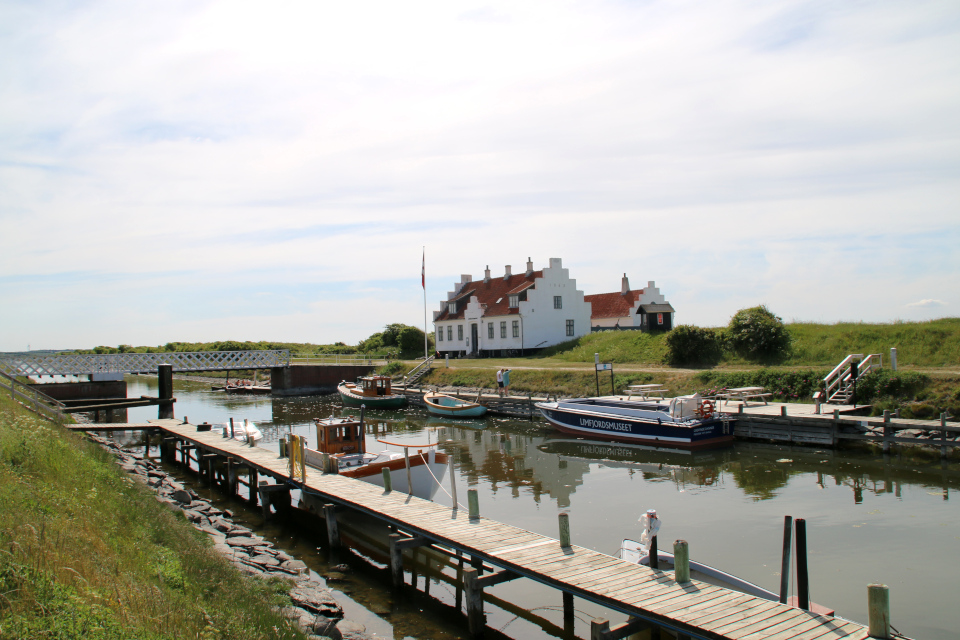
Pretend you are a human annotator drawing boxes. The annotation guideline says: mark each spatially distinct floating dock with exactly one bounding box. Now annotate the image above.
[72,418,887,640]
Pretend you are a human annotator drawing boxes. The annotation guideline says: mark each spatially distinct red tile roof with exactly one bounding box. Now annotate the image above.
[584,290,643,319]
[435,271,543,321]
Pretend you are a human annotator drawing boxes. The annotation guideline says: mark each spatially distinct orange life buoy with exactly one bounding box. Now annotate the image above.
[699,399,715,417]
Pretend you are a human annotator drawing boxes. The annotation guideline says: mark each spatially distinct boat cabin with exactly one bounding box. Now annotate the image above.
[356,375,395,397]
[314,417,366,456]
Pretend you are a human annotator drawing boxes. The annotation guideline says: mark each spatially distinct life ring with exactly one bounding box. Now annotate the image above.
[698,400,715,418]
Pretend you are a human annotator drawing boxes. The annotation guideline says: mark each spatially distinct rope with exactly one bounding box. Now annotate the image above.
[416,450,466,510]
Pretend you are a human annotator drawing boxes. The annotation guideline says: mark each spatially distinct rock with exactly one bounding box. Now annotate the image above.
[331,564,349,572]
[250,554,280,567]
[225,527,253,538]
[311,616,343,640]
[289,585,343,618]
[227,537,261,548]
[274,550,294,563]
[336,619,368,640]
[171,489,192,504]
[281,559,307,572]
[183,509,204,523]
[324,572,347,582]
[209,517,233,533]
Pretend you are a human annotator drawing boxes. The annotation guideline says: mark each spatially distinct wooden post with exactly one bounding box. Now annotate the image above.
[158,364,174,419]
[867,583,890,639]
[882,411,891,453]
[143,429,151,457]
[591,618,611,640]
[780,405,787,417]
[468,489,480,520]
[259,480,271,519]
[796,518,810,610]
[562,592,574,635]
[940,413,948,459]
[389,533,404,588]
[279,439,286,457]
[249,469,258,505]
[382,466,393,492]
[779,515,793,604]
[464,567,485,638]
[649,535,658,569]
[229,417,235,439]
[321,452,330,473]
[673,540,690,583]
[404,447,412,495]
[449,455,458,509]
[738,404,743,415]
[323,504,340,548]
[558,512,571,548]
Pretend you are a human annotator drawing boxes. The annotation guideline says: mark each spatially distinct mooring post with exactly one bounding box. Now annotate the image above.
[780,405,787,417]
[381,466,393,492]
[650,535,658,569]
[883,410,891,453]
[143,429,150,457]
[249,469,258,505]
[464,567,485,638]
[404,447,412,495]
[867,583,891,639]
[321,452,330,473]
[558,512,571,548]
[673,540,690,583]
[279,439,286,458]
[940,413,948,459]
[323,504,340,548]
[389,533,404,588]
[468,489,480,520]
[563,592,574,635]
[779,515,793,603]
[449,455,458,509]
[591,618,610,640]
[258,480,271,520]
[796,518,810,610]
[229,417,235,439]
[158,364,174,419]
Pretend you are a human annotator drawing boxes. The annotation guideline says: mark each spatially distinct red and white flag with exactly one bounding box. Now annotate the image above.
[421,248,425,289]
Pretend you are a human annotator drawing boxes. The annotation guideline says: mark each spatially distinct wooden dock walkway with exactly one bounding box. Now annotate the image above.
[74,418,879,640]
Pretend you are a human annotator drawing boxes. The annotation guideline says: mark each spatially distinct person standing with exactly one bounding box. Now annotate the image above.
[502,368,512,396]
[496,368,504,397]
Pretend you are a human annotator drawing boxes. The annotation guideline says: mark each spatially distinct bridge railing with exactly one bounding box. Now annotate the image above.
[290,355,389,366]
[0,350,291,376]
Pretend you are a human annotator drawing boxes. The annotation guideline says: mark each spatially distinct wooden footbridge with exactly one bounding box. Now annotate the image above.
[71,419,892,640]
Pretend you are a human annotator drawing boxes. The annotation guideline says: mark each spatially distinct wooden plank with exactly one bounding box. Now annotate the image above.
[706,602,797,635]
[732,611,832,639]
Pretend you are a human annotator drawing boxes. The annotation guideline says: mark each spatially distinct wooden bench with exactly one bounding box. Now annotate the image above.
[719,387,772,407]
[624,384,666,400]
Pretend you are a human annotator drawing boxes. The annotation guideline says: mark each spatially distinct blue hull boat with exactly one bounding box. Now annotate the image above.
[535,395,734,449]
[424,392,487,418]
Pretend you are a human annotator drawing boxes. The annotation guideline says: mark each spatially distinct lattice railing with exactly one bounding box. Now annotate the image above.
[0,350,291,376]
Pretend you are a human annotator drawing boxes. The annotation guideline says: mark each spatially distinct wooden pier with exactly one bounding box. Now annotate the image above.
[399,385,550,419]
[72,418,886,640]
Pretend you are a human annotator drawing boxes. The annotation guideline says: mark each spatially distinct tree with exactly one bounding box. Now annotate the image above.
[727,305,791,362]
[664,325,724,366]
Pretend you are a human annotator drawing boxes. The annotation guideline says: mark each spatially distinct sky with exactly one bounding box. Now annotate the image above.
[2,0,958,352]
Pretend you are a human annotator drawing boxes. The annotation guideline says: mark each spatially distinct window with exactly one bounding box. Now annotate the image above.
[500,321,507,338]
[554,296,562,309]
[488,323,494,339]
[512,320,520,338]
[438,327,443,342]
[449,301,457,314]
[457,325,464,341]
[566,319,575,336]
[447,326,452,341]
[509,295,519,308]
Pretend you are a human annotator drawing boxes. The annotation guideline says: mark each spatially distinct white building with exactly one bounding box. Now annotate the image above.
[433,257,592,357]
[584,274,675,331]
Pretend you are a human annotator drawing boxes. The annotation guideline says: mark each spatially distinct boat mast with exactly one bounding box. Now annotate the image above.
[422,246,428,360]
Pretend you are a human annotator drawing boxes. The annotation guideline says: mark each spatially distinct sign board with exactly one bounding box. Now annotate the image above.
[596,363,612,371]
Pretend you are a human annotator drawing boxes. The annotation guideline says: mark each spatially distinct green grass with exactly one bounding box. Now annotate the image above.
[0,394,306,640]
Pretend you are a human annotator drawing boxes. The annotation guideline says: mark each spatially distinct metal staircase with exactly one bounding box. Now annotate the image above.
[403,356,435,386]
[823,354,882,404]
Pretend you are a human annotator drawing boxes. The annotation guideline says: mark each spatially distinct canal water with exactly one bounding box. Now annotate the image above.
[119,376,958,640]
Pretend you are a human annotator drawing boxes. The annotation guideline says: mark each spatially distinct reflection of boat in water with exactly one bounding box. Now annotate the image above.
[338,376,407,409]
[535,395,734,449]
[221,419,263,442]
[426,416,488,430]
[538,436,729,467]
[301,416,447,501]
[424,392,487,417]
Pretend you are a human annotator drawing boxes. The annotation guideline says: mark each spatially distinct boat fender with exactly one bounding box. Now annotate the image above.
[639,510,660,547]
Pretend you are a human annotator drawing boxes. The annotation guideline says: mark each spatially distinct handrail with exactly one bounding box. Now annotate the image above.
[291,354,389,366]
[823,353,882,402]
[0,350,291,376]
[375,437,438,449]
[0,369,67,425]
[824,354,863,386]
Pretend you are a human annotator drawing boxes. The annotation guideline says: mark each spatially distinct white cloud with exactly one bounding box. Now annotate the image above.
[2,0,959,350]
[906,299,946,309]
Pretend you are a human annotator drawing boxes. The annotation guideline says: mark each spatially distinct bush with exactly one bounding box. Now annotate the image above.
[727,306,791,362]
[854,369,929,404]
[693,369,826,402]
[665,325,724,366]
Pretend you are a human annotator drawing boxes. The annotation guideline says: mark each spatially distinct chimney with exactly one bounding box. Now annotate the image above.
[504,265,512,280]
[621,273,630,295]
[525,257,533,276]
[484,265,491,283]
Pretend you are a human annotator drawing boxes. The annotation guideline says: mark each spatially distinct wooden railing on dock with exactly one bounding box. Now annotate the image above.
[0,369,66,424]
[74,418,887,640]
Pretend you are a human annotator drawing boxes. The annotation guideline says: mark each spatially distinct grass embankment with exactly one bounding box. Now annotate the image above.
[0,396,304,639]
[537,318,960,369]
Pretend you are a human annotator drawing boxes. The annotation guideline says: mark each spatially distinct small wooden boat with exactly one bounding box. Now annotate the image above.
[221,419,263,443]
[423,392,487,418]
[337,375,407,409]
[298,416,448,503]
[224,383,271,395]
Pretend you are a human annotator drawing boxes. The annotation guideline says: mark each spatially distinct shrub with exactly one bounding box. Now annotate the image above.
[854,369,929,404]
[665,325,724,366]
[727,306,791,362]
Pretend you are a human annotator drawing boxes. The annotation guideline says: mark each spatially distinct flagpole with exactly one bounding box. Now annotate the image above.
[423,247,428,361]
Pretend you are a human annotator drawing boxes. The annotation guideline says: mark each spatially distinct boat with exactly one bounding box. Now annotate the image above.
[337,375,407,409]
[423,391,487,418]
[299,415,448,504]
[224,383,271,395]
[534,394,734,449]
[222,419,263,442]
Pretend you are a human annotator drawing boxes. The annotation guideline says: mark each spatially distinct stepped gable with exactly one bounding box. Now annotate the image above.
[584,289,643,319]
[434,269,543,321]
